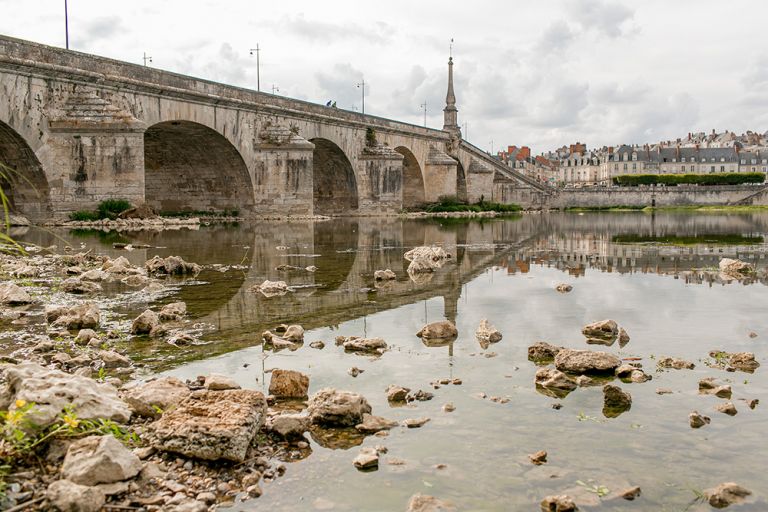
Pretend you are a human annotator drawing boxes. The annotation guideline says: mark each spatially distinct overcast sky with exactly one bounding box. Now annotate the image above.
[1,0,766,154]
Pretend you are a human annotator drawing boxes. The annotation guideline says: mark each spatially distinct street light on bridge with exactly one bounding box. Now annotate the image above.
[143,52,152,66]
[249,44,261,92]
[64,0,69,49]
[271,84,279,95]
[420,100,427,127]
[356,78,366,115]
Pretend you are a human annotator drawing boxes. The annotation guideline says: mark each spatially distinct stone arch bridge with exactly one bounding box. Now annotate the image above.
[0,35,551,221]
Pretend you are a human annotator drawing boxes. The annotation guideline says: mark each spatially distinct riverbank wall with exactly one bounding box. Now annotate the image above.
[547,185,768,209]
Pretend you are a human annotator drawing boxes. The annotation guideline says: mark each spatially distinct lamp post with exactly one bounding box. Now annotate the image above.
[64,0,69,49]
[143,52,152,66]
[420,100,427,127]
[356,78,366,115]
[249,45,260,92]
[271,84,279,95]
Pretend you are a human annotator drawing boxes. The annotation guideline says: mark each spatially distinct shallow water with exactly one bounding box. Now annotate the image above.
[14,212,768,510]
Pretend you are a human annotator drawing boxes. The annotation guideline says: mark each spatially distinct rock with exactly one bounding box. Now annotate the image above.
[406,493,456,512]
[356,413,398,433]
[74,329,97,345]
[555,349,621,374]
[348,367,364,377]
[404,246,449,274]
[476,319,502,346]
[529,450,548,465]
[655,387,673,395]
[159,302,187,322]
[629,369,651,383]
[252,279,290,297]
[540,495,577,512]
[48,303,100,330]
[746,398,759,409]
[204,373,240,391]
[715,402,738,416]
[170,501,209,512]
[131,309,159,335]
[699,378,732,398]
[61,435,141,486]
[343,337,387,353]
[617,328,630,346]
[80,269,110,281]
[118,203,155,219]
[151,389,267,462]
[353,447,379,470]
[603,384,632,417]
[282,324,305,342]
[145,255,201,276]
[122,376,190,418]
[618,486,641,501]
[528,342,563,362]
[46,479,106,512]
[61,278,101,294]
[535,368,577,393]
[416,320,458,340]
[582,319,618,342]
[689,411,711,428]
[98,350,131,368]
[0,282,32,304]
[407,390,434,402]
[268,369,309,398]
[374,269,396,280]
[658,356,695,370]
[386,385,410,402]
[403,417,430,428]
[121,274,149,287]
[267,413,310,438]
[719,258,754,277]
[309,340,325,349]
[555,283,572,293]
[725,352,760,372]
[307,388,372,426]
[0,363,130,428]
[442,403,456,412]
[704,482,751,508]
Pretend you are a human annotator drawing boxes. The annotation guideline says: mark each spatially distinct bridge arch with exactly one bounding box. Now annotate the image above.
[143,121,254,214]
[310,138,358,215]
[395,146,425,208]
[0,120,50,221]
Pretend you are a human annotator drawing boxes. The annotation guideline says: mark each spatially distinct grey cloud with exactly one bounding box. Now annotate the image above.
[743,55,768,89]
[535,21,576,57]
[592,82,650,105]
[257,14,394,45]
[530,83,590,128]
[75,16,124,46]
[570,0,636,38]
[315,63,366,110]
[194,43,251,88]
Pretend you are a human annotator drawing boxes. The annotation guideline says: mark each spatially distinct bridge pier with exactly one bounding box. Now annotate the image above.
[357,145,404,214]
[423,146,459,202]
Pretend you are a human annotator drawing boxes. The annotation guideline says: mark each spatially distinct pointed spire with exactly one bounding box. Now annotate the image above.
[443,57,460,134]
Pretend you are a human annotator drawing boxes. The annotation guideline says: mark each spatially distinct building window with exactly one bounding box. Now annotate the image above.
[720,166,725,172]
[632,163,637,170]
[710,166,715,172]
[741,159,746,165]
[681,157,686,163]
[623,163,628,171]
[614,164,618,171]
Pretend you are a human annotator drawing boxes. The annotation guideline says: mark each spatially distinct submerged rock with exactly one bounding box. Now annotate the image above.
[406,493,456,512]
[355,413,398,433]
[715,402,738,416]
[386,385,410,402]
[540,495,578,512]
[528,342,563,363]
[61,277,102,294]
[267,412,310,439]
[61,435,141,486]
[582,319,618,342]
[555,283,572,293]
[145,255,201,276]
[416,321,458,340]
[374,269,396,281]
[159,301,187,322]
[0,363,130,428]
[353,447,379,470]
[282,324,305,342]
[46,479,106,512]
[403,417,430,428]
[307,388,372,427]
[0,282,32,305]
[122,376,191,418]
[699,378,732,399]
[151,389,267,462]
[404,246,449,274]
[714,351,761,372]
[535,368,577,395]
[476,319,502,347]
[704,482,751,508]
[268,369,309,398]
[658,356,695,370]
[555,349,621,374]
[343,337,387,353]
[252,279,291,297]
[603,384,632,417]
[689,411,711,429]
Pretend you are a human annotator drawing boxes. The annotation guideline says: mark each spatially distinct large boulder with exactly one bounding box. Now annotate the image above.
[404,246,449,274]
[416,321,458,340]
[121,376,191,418]
[476,319,502,347]
[47,303,100,330]
[150,389,267,462]
[528,342,563,362]
[0,363,130,428]
[61,435,142,486]
[554,349,621,374]
[46,479,106,512]
[0,282,32,305]
[131,309,159,335]
[268,369,309,398]
[307,388,372,427]
[582,319,619,344]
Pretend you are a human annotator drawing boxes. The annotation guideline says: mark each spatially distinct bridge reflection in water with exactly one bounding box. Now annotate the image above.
[24,212,768,370]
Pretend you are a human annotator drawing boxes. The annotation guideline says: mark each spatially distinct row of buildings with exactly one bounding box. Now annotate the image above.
[497,130,768,187]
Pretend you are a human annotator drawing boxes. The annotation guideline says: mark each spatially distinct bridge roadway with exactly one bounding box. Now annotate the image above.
[0,35,550,222]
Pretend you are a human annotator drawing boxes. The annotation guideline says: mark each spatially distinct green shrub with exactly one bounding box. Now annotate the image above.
[424,198,521,213]
[612,173,766,187]
[69,210,100,221]
[97,199,132,219]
